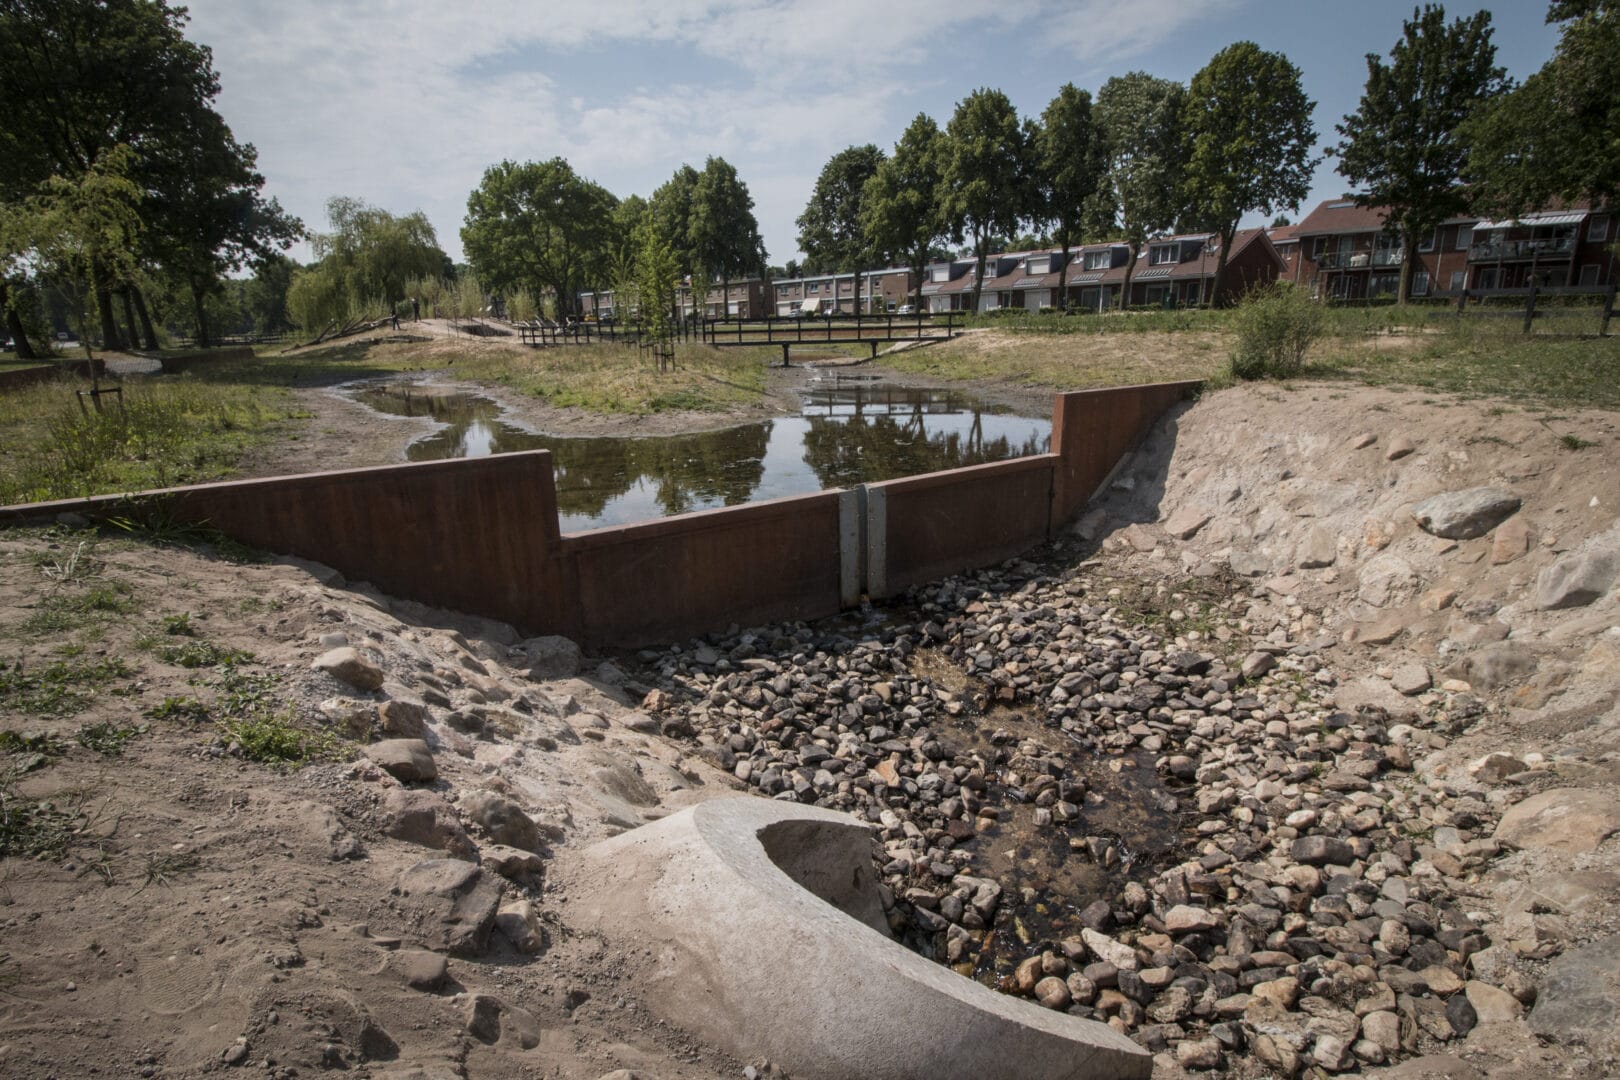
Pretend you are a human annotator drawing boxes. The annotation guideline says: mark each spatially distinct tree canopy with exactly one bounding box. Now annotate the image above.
[1034,84,1108,308]
[861,113,946,309]
[461,158,616,318]
[1096,72,1188,307]
[939,88,1033,312]
[1182,42,1317,304]
[690,156,766,306]
[1335,4,1505,302]
[1464,0,1620,218]
[797,144,886,274]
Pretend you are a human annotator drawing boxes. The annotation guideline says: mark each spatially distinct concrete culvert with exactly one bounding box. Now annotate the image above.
[570,798,1152,1080]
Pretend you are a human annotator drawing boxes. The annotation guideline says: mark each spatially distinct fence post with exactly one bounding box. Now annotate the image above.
[1522,281,1538,335]
[1455,288,1467,316]
[1603,282,1617,337]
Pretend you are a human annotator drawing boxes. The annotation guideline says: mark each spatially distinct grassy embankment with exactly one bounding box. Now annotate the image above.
[883,303,1620,410]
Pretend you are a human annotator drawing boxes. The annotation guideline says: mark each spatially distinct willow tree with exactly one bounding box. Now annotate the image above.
[1335,5,1505,303]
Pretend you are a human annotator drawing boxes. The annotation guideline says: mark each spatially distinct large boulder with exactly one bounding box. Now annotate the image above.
[1530,935,1620,1056]
[381,788,473,857]
[313,647,385,691]
[1536,544,1620,610]
[364,739,437,783]
[395,858,502,956]
[1494,788,1620,854]
[1410,488,1521,540]
[461,790,542,852]
[521,635,583,680]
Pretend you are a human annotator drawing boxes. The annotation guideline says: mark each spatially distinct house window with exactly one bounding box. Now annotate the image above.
[1449,270,1466,291]
[1084,249,1111,270]
[1419,228,1437,252]
[1149,245,1177,265]
[930,266,949,283]
[1477,267,1501,289]
[1581,263,1601,286]
[1369,273,1399,297]
[1589,217,1609,243]
[1412,271,1430,296]
[1026,256,1050,275]
[1455,226,1473,250]
[1312,237,1327,259]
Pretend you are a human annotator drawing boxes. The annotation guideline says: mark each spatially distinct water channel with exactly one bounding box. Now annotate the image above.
[349,378,1051,533]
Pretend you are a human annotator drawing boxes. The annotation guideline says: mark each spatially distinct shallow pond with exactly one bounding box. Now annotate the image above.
[350,378,1051,532]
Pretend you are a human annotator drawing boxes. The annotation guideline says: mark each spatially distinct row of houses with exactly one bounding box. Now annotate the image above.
[577,197,1617,319]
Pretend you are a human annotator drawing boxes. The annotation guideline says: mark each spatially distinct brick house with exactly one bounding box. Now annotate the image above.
[1103,230,1283,308]
[1291,197,1616,299]
[1064,243,1134,311]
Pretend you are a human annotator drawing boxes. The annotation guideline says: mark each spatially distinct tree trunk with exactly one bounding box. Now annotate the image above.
[96,275,123,350]
[1119,242,1140,311]
[1,279,39,359]
[1056,238,1072,312]
[911,247,925,310]
[970,233,988,315]
[1396,230,1417,306]
[1212,226,1235,309]
[131,286,159,350]
[191,282,211,349]
[119,288,141,349]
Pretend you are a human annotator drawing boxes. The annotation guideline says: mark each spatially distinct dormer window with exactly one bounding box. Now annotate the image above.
[1083,249,1112,271]
[1026,256,1050,275]
[1149,244,1178,265]
[930,266,949,283]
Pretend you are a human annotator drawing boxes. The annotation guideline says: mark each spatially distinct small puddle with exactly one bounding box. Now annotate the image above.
[349,379,1051,532]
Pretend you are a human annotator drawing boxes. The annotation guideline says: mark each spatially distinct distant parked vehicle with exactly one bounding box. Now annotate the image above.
[896,304,916,315]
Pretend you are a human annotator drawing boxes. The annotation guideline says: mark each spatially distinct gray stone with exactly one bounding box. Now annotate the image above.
[313,647,385,691]
[1386,436,1416,461]
[381,788,473,856]
[1163,507,1212,541]
[1241,651,1276,679]
[461,790,542,852]
[1176,1037,1223,1070]
[395,858,502,956]
[1358,554,1421,608]
[398,948,448,992]
[1467,753,1526,784]
[1390,662,1431,697]
[1536,545,1620,610]
[1164,905,1220,934]
[481,844,546,881]
[1291,836,1354,866]
[364,739,437,783]
[1463,980,1522,1023]
[1494,788,1620,854]
[1444,643,1537,691]
[377,699,428,738]
[522,635,583,680]
[1297,526,1337,569]
[1530,935,1620,1054]
[1410,488,1521,540]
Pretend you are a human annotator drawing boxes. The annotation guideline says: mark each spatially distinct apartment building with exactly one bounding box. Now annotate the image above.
[770,269,919,315]
[1289,197,1616,299]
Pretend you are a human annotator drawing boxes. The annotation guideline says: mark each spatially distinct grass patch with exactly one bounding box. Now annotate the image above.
[75,721,145,757]
[445,342,774,414]
[156,640,253,669]
[145,695,210,723]
[883,329,1226,391]
[0,773,82,859]
[0,657,135,718]
[0,371,304,504]
[218,714,341,766]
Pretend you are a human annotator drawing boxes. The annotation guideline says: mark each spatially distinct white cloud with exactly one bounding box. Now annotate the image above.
[183,0,1237,263]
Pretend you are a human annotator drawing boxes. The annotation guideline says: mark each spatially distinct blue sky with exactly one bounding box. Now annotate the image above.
[186,1,1561,268]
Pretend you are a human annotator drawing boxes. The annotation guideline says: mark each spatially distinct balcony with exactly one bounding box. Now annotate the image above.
[1317,248,1403,270]
[1468,236,1575,262]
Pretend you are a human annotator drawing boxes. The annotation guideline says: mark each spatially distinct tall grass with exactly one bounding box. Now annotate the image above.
[0,375,300,504]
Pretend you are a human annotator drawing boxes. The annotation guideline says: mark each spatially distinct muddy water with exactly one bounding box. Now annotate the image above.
[349,378,1051,532]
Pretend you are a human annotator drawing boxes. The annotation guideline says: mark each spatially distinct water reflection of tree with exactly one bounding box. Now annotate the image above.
[548,423,771,518]
[801,413,1046,490]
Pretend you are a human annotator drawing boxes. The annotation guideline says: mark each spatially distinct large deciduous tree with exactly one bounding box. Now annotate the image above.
[939,88,1033,313]
[1096,73,1187,309]
[797,144,885,275]
[1034,84,1108,310]
[1182,43,1317,305]
[690,157,765,319]
[1334,5,1505,303]
[861,114,946,311]
[650,165,701,305]
[1464,1,1620,223]
[461,158,616,319]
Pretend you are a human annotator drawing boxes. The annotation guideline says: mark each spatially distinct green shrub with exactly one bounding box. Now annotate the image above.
[1229,283,1324,380]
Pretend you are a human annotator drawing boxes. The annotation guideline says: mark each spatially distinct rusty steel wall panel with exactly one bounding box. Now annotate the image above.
[1050,381,1202,524]
[563,490,847,649]
[0,452,570,635]
[869,455,1057,598]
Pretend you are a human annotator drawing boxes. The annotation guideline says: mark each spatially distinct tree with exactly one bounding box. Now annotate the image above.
[649,165,701,298]
[1463,1,1620,220]
[939,89,1033,313]
[1096,73,1188,309]
[1034,84,1108,309]
[0,0,233,349]
[242,254,298,336]
[797,144,886,275]
[689,157,765,320]
[861,113,945,310]
[461,159,615,319]
[1182,43,1317,306]
[1333,5,1505,303]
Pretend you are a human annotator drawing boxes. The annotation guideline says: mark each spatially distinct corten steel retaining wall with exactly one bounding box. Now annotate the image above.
[0,381,1200,648]
[866,455,1059,600]
[0,453,570,634]
[563,490,857,648]
[1049,381,1203,523]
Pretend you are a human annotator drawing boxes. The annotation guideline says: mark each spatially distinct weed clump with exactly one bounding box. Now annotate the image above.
[1228,284,1323,381]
